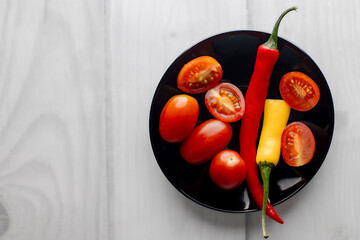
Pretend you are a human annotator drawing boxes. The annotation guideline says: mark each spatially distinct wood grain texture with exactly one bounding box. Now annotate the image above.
[245,0,360,239]
[0,0,108,239]
[110,0,248,239]
[1,0,359,239]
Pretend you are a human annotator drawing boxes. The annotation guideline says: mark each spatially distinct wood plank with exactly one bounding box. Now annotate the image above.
[110,0,248,239]
[245,0,360,239]
[0,0,108,239]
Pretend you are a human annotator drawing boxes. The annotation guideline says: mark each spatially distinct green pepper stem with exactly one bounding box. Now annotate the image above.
[259,162,275,239]
[263,6,298,50]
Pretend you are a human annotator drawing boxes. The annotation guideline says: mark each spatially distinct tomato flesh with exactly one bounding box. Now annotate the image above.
[209,150,247,190]
[159,94,199,143]
[281,122,316,167]
[180,119,232,165]
[279,72,320,111]
[205,82,245,122]
[177,56,223,94]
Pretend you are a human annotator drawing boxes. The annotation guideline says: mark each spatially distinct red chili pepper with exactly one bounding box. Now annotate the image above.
[239,6,297,225]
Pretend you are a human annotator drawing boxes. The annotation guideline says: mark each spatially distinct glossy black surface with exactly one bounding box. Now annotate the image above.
[149,31,334,213]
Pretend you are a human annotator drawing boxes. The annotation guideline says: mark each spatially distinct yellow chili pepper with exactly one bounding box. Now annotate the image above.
[256,99,290,238]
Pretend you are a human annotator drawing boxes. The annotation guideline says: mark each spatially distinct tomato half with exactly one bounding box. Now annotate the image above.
[180,119,232,165]
[177,56,223,94]
[279,72,320,111]
[205,82,245,122]
[281,122,316,167]
[159,94,199,143]
[209,150,247,190]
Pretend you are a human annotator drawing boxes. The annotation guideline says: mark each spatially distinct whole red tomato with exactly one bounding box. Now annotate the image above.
[209,150,247,190]
[180,119,232,165]
[159,94,199,143]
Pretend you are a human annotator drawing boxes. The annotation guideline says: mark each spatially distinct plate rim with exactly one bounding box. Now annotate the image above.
[149,30,335,213]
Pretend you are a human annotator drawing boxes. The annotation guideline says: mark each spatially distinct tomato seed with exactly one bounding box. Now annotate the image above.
[227,92,234,99]
[234,104,241,110]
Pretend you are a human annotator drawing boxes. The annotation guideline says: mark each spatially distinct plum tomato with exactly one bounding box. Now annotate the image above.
[205,82,245,122]
[177,56,223,94]
[159,94,199,143]
[279,71,320,111]
[281,122,316,167]
[209,150,247,190]
[180,119,232,165]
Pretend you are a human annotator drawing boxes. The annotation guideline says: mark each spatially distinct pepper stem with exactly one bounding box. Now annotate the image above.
[263,6,298,50]
[259,162,275,239]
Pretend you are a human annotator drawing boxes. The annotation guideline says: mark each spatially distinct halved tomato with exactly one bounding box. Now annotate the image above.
[159,94,199,143]
[281,122,316,167]
[177,56,223,94]
[279,72,320,111]
[205,83,245,122]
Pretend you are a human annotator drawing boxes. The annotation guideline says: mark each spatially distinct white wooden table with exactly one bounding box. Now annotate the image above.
[0,0,359,239]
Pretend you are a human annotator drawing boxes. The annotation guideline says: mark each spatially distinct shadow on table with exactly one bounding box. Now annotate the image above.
[0,202,9,236]
[179,193,246,231]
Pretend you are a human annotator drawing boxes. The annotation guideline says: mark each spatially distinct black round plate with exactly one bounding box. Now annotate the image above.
[149,31,334,213]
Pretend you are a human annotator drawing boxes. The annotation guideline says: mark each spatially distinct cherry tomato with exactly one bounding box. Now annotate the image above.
[180,119,232,165]
[209,150,247,190]
[279,72,320,111]
[159,94,199,143]
[205,82,245,122]
[281,122,316,167]
[177,56,223,94]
